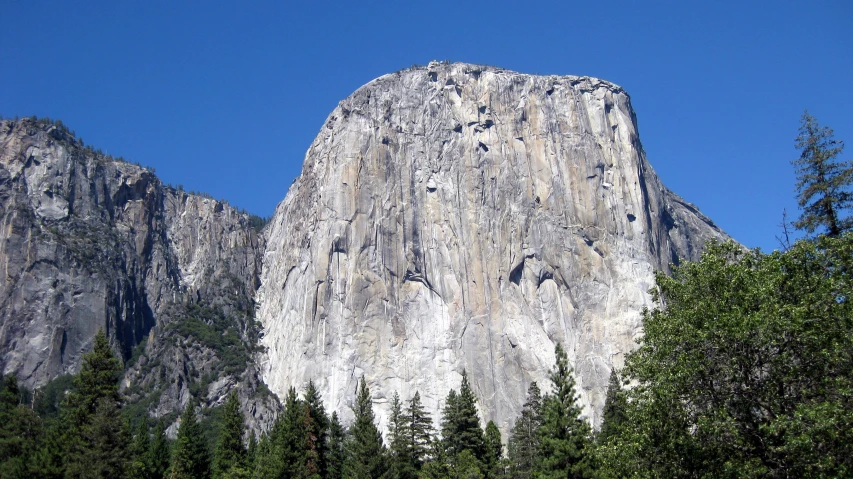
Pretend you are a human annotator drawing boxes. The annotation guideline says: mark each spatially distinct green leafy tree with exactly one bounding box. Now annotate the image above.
[62,329,130,478]
[793,111,853,236]
[598,238,853,478]
[213,392,248,478]
[596,370,627,444]
[149,420,171,479]
[537,343,593,479]
[406,390,434,472]
[344,377,387,479]
[507,382,542,479]
[171,399,211,479]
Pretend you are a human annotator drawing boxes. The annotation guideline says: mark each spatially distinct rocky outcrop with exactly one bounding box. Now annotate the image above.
[257,62,728,435]
[0,118,275,431]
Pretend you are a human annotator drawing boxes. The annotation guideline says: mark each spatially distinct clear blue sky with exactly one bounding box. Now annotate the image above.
[2,1,851,251]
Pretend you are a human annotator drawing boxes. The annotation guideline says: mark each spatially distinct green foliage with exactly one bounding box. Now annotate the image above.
[171,399,211,479]
[482,421,502,478]
[596,370,627,444]
[441,371,485,462]
[212,392,247,478]
[344,377,388,479]
[598,237,853,478]
[168,302,257,378]
[388,392,416,479]
[128,420,152,479]
[0,375,44,477]
[537,343,594,479]
[507,382,541,479]
[793,111,853,236]
[149,420,171,479]
[32,374,74,419]
[304,380,330,478]
[406,390,435,472]
[61,329,131,478]
[327,412,345,479]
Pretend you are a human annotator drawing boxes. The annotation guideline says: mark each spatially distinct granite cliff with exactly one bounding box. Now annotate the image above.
[0,118,276,431]
[257,62,728,435]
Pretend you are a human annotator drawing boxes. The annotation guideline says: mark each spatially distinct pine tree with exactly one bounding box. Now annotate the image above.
[149,420,171,479]
[304,381,329,478]
[279,386,309,478]
[212,392,247,478]
[327,412,345,479]
[344,377,387,479]
[62,329,130,478]
[792,111,853,236]
[483,421,502,478]
[597,370,627,443]
[507,382,542,479]
[246,432,257,473]
[537,343,593,479]
[406,390,434,471]
[128,420,152,479]
[388,392,415,479]
[0,375,43,477]
[171,399,211,479]
[441,371,485,462]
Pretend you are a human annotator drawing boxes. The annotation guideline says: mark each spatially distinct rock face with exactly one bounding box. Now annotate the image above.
[257,62,727,435]
[0,118,276,431]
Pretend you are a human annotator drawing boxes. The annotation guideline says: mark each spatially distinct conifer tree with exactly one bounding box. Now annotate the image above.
[304,381,329,478]
[792,111,853,236]
[62,329,130,478]
[327,412,345,479]
[252,432,280,479]
[129,420,152,479]
[171,399,210,479]
[246,432,257,473]
[538,343,593,479]
[441,371,485,462]
[507,382,542,479]
[406,390,434,471]
[344,377,387,479]
[483,421,502,478]
[213,392,247,478]
[0,375,43,477]
[149,419,170,479]
[279,386,309,478]
[388,392,415,479]
[597,370,627,443]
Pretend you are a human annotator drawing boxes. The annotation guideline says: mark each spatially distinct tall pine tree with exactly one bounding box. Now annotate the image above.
[304,381,329,479]
[149,419,170,479]
[538,343,593,479]
[344,377,387,479]
[171,399,211,479]
[406,391,434,472]
[128,420,152,479]
[507,382,542,479]
[483,421,502,479]
[327,412,345,479]
[62,329,130,478]
[212,392,247,478]
[597,370,627,443]
[792,111,853,236]
[388,392,415,479]
[441,371,485,462]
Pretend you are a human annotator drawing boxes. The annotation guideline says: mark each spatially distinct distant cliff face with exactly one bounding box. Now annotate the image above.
[0,118,275,430]
[257,62,728,434]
